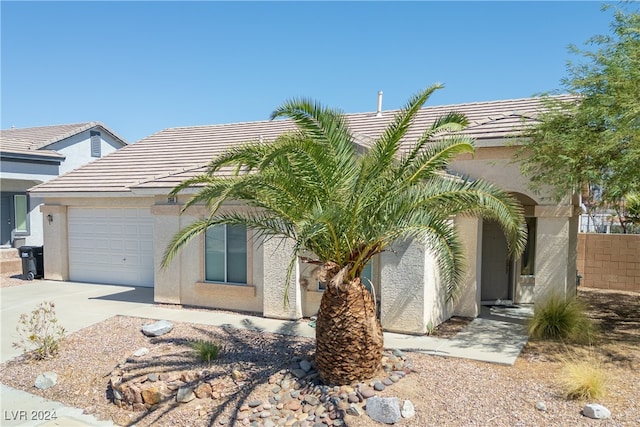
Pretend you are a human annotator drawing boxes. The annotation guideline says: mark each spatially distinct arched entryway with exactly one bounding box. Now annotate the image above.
[481,192,537,306]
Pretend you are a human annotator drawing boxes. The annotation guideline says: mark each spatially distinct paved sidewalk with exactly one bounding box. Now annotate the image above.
[1,280,530,426]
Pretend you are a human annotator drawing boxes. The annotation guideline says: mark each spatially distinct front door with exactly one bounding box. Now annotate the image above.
[0,196,13,246]
[481,220,512,303]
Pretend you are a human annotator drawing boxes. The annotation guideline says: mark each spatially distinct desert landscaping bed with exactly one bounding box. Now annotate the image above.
[0,282,638,426]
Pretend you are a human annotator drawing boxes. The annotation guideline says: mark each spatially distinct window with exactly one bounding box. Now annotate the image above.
[90,130,101,157]
[521,217,536,275]
[14,195,28,233]
[205,224,247,284]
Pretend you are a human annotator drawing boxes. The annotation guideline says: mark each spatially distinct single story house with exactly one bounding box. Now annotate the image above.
[31,97,580,334]
[1,122,128,247]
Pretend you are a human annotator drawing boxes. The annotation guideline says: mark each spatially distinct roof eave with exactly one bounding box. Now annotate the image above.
[0,151,65,164]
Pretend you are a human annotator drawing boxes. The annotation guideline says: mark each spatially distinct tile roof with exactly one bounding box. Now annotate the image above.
[29,95,573,196]
[0,122,128,159]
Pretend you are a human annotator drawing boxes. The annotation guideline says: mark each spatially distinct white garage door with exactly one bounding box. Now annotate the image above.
[68,208,154,287]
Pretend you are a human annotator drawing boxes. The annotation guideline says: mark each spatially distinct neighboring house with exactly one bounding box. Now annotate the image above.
[30,97,580,334]
[0,122,128,247]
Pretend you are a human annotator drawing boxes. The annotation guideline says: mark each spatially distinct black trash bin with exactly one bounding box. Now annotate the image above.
[19,246,44,280]
[33,246,44,279]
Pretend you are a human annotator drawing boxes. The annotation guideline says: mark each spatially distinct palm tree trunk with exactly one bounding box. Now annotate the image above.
[315,276,383,385]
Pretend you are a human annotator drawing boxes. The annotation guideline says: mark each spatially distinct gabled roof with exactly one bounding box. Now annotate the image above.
[29,95,573,196]
[0,122,128,159]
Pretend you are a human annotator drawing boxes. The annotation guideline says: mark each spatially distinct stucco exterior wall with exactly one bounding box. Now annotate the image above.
[452,216,482,318]
[533,206,578,302]
[153,203,265,314]
[262,237,302,320]
[380,239,430,334]
[49,130,124,175]
[39,204,69,280]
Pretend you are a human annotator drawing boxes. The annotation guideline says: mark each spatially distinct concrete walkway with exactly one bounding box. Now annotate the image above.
[0,280,530,426]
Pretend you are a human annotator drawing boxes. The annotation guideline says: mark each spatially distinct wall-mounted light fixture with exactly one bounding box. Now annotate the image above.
[47,214,53,224]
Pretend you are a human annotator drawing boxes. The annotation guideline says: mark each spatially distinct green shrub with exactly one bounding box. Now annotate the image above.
[13,301,66,360]
[528,294,595,343]
[559,352,607,400]
[190,339,222,363]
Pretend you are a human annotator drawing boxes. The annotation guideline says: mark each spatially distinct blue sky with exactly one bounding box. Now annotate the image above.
[1,1,617,143]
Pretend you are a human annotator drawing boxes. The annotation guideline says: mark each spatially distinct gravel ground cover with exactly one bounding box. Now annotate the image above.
[0,273,638,426]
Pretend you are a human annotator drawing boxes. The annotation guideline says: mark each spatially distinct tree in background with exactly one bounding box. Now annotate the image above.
[163,85,526,384]
[518,6,639,233]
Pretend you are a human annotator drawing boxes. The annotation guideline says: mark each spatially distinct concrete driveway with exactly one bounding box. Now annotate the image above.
[1,279,320,364]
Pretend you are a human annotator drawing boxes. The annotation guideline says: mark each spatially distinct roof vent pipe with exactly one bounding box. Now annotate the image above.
[376,91,383,117]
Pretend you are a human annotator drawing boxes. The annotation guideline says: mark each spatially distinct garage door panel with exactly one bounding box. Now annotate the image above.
[68,208,154,287]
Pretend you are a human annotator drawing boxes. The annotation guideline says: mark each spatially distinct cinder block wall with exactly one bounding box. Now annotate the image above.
[577,233,640,292]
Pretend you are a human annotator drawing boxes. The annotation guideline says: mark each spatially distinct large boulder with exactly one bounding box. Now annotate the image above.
[142,320,173,337]
[583,404,611,419]
[366,396,401,424]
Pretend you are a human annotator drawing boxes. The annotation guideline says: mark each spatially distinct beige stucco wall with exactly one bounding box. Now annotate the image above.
[262,237,302,320]
[452,216,482,318]
[533,206,579,302]
[39,143,582,334]
[380,239,431,334]
[39,204,69,280]
[153,203,266,314]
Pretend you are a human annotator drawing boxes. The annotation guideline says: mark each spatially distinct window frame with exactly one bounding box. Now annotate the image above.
[13,194,29,235]
[520,217,536,276]
[204,224,248,285]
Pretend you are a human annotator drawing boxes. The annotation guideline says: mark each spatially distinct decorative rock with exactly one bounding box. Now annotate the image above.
[264,419,276,427]
[112,388,123,400]
[401,400,415,418]
[180,371,198,383]
[392,349,405,358]
[359,387,375,399]
[382,378,394,386]
[141,320,174,337]
[35,372,58,390]
[373,382,386,392]
[286,401,302,411]
[300,359,313,372]
[176,386,196,403]
[141,384,162,405]
[305,395,320,406]
[237,412,251,420]
[347,393,360,403]
[248,400,263,408]
[132,403,146,412]
[583,404,611,419]
[366,397,401,424]
[346,404,363,417]
[194,383,213,399]
[133,347,149,357]
[291,369,307,379]
[147,373,159,382]
[535,401,547,412]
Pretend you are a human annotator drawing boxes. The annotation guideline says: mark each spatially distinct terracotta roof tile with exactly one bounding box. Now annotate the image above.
[30,95,574,195]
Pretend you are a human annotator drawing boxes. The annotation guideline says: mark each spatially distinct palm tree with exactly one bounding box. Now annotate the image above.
[162,84,527,385]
